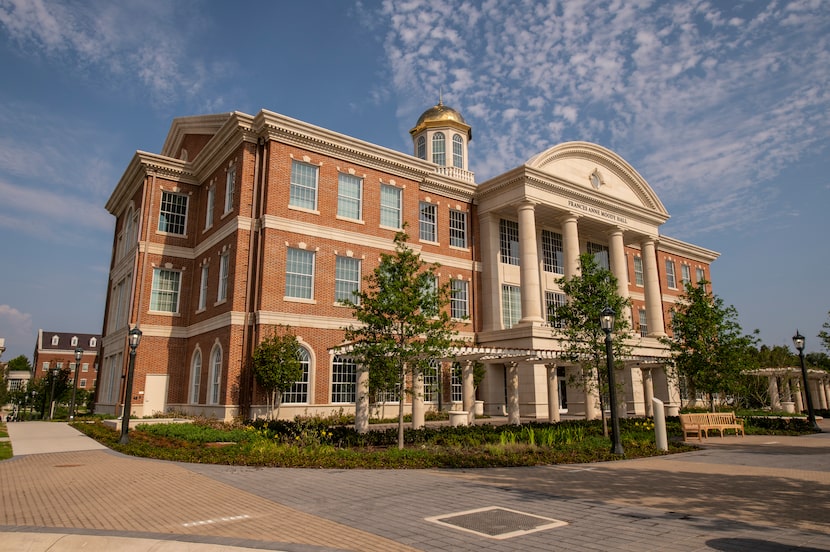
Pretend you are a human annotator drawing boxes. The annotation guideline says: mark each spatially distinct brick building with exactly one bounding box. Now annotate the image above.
[32,330,101,392]
[97,104,717,421]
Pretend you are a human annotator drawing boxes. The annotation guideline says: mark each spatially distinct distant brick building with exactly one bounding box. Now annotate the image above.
[32,330,100,392]
[97,104,717,421]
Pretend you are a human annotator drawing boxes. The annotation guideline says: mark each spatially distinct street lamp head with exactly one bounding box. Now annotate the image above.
[128,326,143,350]
[600,306,616,333]
[792,330,805,352]
[74,346,83,362]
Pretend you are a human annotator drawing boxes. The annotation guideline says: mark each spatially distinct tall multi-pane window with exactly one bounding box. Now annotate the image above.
[289,160,318,210]
[331,356,357,403]
[285,248,314,299]
[335,256,360,304]
[380,184,402,229]
[218,252,229,302]
[419,202,437,242]
[696,267,707,291]
[545,291,566,328]
[282,347,310,403]
[423,360,439,402]
[205,186,214,228]
[633,256,644,286]
[417,136,426,160]
[541,230,564,273]
[449,209,467,248]
[190,350,201,404]
[150,268,181,313]
[638,309,648,337]
[337,173,362,220]
[452,134,463,168]
[681,264,691,286]
[209,346,222,404]
[502,284,522,328]
[450,362,462,402]
[451,279,469,319]
[158,191,188,235]
[432,132,446,166]
[198,265,209,310]
[224,167,235,214]
[665,259,677,289]
[587,242,609,269]
[499,219,520,265]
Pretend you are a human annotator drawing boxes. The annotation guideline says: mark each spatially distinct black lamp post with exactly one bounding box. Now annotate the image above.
[68,346,83,421]
[48,366,59,420]
[793,330,820,432]
[601,306,624,456]
[119,326,142,444]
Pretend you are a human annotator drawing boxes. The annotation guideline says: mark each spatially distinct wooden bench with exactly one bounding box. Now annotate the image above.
[679,412,745,441]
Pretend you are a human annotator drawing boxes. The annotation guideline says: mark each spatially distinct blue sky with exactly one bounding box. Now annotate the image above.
[0,0,828,362]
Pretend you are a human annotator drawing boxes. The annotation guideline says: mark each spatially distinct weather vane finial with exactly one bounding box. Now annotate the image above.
[438,87,443,106]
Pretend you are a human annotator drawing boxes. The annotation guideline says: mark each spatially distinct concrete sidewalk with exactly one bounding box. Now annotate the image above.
[2,420,830,551]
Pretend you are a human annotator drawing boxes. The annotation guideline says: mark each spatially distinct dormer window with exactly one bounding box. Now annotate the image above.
[71,336,78,347]
[89,337,97,348]
[51,335,59,346]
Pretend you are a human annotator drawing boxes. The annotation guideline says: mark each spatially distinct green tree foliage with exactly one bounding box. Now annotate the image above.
[344,230,458,449]
[251,326,303,420]
[661,280,758,410]
[819,311,830,353]
[1,355,32,407]
[805,352,830,372]
[555,253,632,425]
[756,345,797,368]
[7,355,32,373]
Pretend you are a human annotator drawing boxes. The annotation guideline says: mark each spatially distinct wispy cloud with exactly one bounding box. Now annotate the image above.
[0,304,33,356]
[377,0,830,238]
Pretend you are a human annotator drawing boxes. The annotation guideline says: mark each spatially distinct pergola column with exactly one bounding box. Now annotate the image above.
[412,368,425,429]
[562,214,581,279]
[355,368,369,434]
[817,378,828,410]
[793,379,804,412]
[506,362,521,425]
[640,237,666,337]
[768,375,781,410]
[642,367,654,417]
[546,364,560,423]
[462,360,476,424]
[517,201,544,325]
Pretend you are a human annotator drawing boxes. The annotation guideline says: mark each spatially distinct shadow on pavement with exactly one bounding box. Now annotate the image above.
[707,537,830,551]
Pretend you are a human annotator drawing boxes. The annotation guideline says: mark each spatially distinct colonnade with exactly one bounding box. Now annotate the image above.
[768,372,830,412]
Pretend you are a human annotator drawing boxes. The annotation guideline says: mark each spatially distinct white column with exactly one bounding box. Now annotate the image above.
[506,362,521,425]
[640,238,666,337]
[585,371,599,421]
[769,375,781,410]
[412,369,425,429]
[817,378,827,410]
[517,201,544,325]
[562,214,581,279]
[642,367,654,417]
[462,360,476,424]
[608,227,632,326]
[546,364,560,422]
[355,368,369,434]
[793,379,804,412]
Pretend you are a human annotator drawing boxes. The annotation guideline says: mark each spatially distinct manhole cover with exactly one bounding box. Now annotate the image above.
[425,506,567,539]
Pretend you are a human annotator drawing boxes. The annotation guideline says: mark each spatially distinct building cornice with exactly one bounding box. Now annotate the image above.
[655,235,720,263]
[106,152,197,215]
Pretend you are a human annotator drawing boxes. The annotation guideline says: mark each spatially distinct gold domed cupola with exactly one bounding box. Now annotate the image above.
[410,99,473,180]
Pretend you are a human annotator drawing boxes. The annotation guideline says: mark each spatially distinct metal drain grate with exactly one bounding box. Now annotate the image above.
[425,506,567,539]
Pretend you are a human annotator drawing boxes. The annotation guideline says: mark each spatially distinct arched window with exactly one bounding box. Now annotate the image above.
[416,136,426,160]
[190,349,202,404]
[432,132,446,166]
[452,134,464,168]
[282,346,310,403]
[209,345,222,405]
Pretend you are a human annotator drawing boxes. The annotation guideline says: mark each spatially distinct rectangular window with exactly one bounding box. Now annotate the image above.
[449,209,467,248]
[681,264,691,285]
[419,201,437,242]
[218,252,229,302]
[42,362,49,371]
[423,361,439,402]
[224,167,235,214]
[150,268,181,313]
[545,291,566,328]
[451,362,463,402]
[499,219,520,265]
[335,256,360,304]
[70,362,76,373]
[331,357,357,403]
[541,230,564,274]
[502,284,521,328]
[285,248,315,299]
[634,256,644,286]
[639,309,648,337]
[665,259,677,289]
[696,267,707,291]
[82,363,89,372]
[451,279,469,319]
[337,173,362,220]
[80,379,87,388]
[289,160,318,210]
[380,184,402,229]
[587,242,609,269]
[158,191,188,235]
[199,265,209,310]
[205,186,215,229]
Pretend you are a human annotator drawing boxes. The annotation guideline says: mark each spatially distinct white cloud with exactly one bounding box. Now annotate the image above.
[0,304,33,358]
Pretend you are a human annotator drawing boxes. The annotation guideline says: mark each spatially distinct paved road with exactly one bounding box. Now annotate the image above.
[2,420,829,551]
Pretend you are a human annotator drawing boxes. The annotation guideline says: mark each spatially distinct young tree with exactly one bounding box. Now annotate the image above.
[661,280,758,411]
[344,230,458,449]
[251,326,303,420]
[819,310,830,353]
[555,253,632,432]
